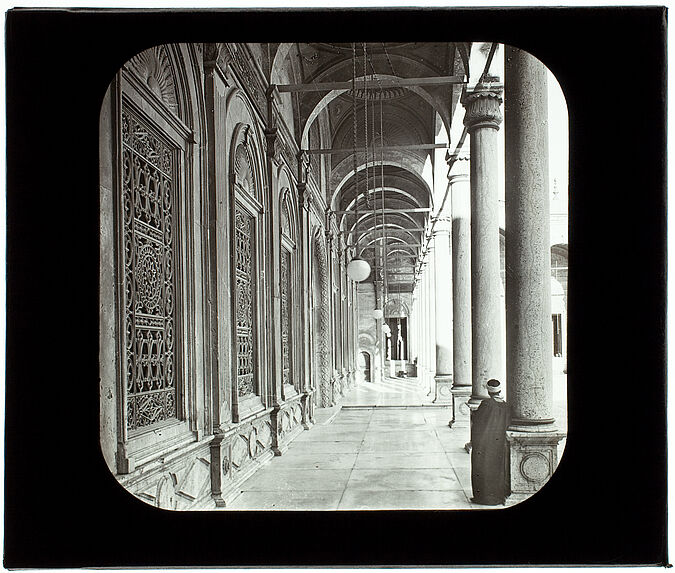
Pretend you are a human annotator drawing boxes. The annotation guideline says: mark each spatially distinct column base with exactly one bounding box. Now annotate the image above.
[506,428,566,494]
[433,375,453,403]
[448,386,472,427]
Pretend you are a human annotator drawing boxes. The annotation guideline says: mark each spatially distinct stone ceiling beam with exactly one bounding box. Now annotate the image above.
[307,143,450,154]
[277,75,465,92]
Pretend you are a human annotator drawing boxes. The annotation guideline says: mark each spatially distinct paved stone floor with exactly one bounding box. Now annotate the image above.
[228,374,567,511]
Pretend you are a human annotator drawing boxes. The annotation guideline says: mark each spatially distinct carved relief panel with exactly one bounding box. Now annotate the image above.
[230,125,265,421]
[234,203,257,397]
[280,248,292,388]
[121,105,179,431]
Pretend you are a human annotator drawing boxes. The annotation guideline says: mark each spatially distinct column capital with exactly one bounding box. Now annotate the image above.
[431,215,452,235]
[447,152,471,181]
[462,83,503,132]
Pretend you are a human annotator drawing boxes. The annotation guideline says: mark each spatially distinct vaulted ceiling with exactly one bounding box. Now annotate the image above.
[265,42,468,291]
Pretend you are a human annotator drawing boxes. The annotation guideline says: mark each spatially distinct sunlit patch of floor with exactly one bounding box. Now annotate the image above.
[227,373,567,511]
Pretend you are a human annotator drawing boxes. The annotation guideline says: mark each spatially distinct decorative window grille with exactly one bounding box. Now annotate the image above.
[280,248,292,387]
[234,203,256,397]
[121,106,178,431]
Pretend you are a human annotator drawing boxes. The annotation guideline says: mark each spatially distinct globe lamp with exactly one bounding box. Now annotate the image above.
[372,308,384,320]
[347,257,371,282]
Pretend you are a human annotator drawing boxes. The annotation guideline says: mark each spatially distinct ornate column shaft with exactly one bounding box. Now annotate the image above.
[448,157,472,425]
[298,166,315,429]
[504,46,564,493]
[433,216,453,403]
[462,82,504,409]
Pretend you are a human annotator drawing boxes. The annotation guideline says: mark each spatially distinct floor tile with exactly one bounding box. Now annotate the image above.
[364,428,438,440]
[359,439,445,453]
[228,490,342,510]
[222,375,562,511]
[338,489,471,510]
[267,452,358,470]
[293,426,367,441]
[354,452,452,469]
[346,468,462,491]
[446,452,472,468]
[242,468,352,491]
[289,440,363,454]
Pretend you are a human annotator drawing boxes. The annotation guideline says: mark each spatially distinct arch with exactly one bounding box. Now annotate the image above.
[232,133,256,198]
[278,165,299,242]
[126,45,180,116]
[225,88,267,197]
[270,42,294,84]
[358,351,372,383]
[110,42,208,459]
[341,210,421,234]
[300,73,451,147]
[311,228,332,407]
[331,159,433,211]
[385,298,410,318]
[356,224,418,245]
[340,186,423,213]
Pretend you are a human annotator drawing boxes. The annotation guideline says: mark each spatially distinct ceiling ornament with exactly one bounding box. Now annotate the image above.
[352,86,406,101]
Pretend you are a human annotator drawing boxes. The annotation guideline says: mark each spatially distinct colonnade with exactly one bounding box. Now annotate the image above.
[411,48,564,493]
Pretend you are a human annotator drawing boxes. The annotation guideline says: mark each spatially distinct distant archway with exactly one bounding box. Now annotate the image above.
[359,351,372,383]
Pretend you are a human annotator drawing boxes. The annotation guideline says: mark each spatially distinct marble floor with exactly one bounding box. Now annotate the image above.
[228,374,567,511]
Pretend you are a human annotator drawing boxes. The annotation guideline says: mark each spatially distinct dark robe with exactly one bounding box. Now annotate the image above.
[471,397,511,505]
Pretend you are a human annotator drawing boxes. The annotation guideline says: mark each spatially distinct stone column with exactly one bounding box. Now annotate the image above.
[504,46,565,494]
[417,273,427,384]
[433,216,453,403]
[462,81,504,410]
[426,252,437,395]
[448,157,472,426]
[408,294,415,361]
[374,279,385,381]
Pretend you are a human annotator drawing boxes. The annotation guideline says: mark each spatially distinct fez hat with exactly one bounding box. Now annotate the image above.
[486,379,502,393]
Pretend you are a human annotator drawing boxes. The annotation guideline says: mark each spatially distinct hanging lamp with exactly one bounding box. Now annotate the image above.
[346,42,371,283]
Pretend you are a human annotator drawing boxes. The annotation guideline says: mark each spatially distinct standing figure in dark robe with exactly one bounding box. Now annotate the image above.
[471,378,511,505]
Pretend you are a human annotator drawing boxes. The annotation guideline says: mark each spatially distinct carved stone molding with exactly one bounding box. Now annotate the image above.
[299,182,313,211]
[203,42,221,69]
[297,150,311,183]
[127,45,179,117]
[462,84,503,131]
[264,126,279,162]
[224,43,267,120]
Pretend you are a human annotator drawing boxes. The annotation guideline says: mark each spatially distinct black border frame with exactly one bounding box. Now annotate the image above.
[5,7,667,567]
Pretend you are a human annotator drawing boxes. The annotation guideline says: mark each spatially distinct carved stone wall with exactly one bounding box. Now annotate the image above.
[100,42,332,512]
[127,45,179,116]
[122,444,214,510]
